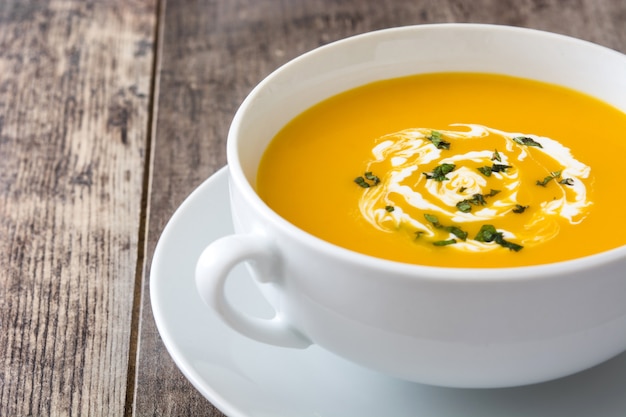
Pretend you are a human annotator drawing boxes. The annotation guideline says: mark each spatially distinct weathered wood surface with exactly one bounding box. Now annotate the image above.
[0,0,625,416]
[137,0,626,416]
[0,1,156,416]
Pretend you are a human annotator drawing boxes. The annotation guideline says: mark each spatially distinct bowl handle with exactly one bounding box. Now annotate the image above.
[195,234,312,348]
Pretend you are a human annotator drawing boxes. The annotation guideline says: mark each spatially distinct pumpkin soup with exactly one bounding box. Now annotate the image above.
[257,73,626,267]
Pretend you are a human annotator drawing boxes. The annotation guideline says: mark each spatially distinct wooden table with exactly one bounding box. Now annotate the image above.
[1,0,624,415]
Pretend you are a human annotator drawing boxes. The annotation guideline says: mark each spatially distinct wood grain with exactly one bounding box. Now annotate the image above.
[3,0,620,416]
[137,0,626,415]
[0,1,156,415]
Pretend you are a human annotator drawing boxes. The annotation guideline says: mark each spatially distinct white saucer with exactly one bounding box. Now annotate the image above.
[151,167,626,417]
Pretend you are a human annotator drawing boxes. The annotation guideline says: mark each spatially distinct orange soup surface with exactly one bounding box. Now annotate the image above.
[257,73,626,267]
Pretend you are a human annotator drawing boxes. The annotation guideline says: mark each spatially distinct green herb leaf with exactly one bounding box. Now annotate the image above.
[459,186,467,193]
[491,164,512,173]
[475,224,499,242]
[479,163,511,177]
[456,189,500,213]
[424,214,468,241]
[492,149,502,162]
[355,171,381,188]
[424,163,456,182]
[456,200,472,213]
[433,239,457,246]
[474,224,523,251]
[559,178,575,186]
[424,213,467,240]
[485,189,501,197]
[427,130,451,150]
[354,177,370,188]
[512,204,529,214]
[536,170,562,187]
[424,213,441,227]
[364,171,380,185]
[496,237,524,252]
[477,166,492,177]
[445,226,468,241]
[513,136,543,148]
[385,205,395,212]
[470,193,487,206]
[536,176,554,187]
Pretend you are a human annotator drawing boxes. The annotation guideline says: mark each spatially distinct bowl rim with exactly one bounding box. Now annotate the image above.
[227,23,626,282]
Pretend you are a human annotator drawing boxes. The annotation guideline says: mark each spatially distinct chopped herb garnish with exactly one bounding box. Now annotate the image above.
[536,176,554,187]
[385,205,395,212]
[471,193,487,206]
[512,204,529,214]
[424,213,441,227]
[427,130,451,150]
[477,166,492,177]
[498,239,524,252]
[513,136,543,148]
[559,178,575,186]
[354,171,381,188]
[445,226,468,241]
[475,224,499,242]
[478,163,512,177]
[354,177,370,188]
[414,231,424,239]
[364,171,380,185]
[485,189,501,197]
[423,213,468,241]
[459,186,467,193]
[456,200,472,213]
[474,224,523,251]
[456,190,499,213]
[536,170,562,187]
[491,164,512,173]
[423,163,456,182]
[492,149,502,162]
[433,239,457,246]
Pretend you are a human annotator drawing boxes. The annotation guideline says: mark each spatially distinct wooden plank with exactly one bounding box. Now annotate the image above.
[0,1,156,415]
[137,0,626,415]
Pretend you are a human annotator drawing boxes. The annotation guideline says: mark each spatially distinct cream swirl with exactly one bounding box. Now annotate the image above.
[358,124,592,252]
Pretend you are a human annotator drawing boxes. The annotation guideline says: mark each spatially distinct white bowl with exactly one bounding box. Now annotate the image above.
[196,24,626,388]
